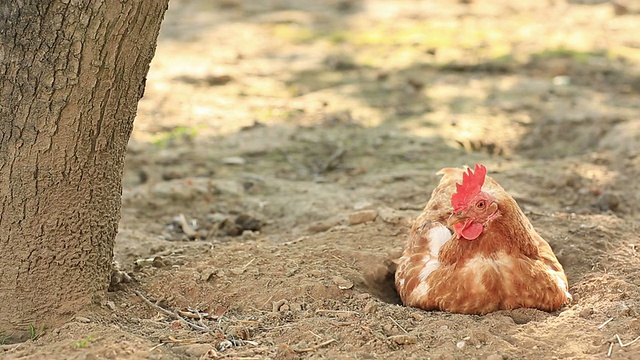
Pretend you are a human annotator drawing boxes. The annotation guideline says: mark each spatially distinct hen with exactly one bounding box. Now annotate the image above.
[395,164,571,314]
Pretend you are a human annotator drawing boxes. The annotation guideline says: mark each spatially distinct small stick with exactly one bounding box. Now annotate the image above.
[149,343,164,352]
[616,334,640,347]
[176,310,210,319]
[328,254,350,267]
[388,316,409,334]
[607,342,613,357]
[165,336,206,344]
[134,290,207,332]
[242,258,256,270]
[598,317,614,329]
[293,339,336,353]
[329,321,359,326]
[178,214,199,238]
[623,335,640,347]
[279,236,308,246]
[319,144,345,173]
[260,295,274,309]
[0,344,22,352]
[315,309,359,315]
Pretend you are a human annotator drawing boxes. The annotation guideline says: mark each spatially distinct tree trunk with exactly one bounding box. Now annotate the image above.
[0,1,168,340]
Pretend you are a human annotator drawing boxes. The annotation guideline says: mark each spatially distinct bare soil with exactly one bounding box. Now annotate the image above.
[4,0,640,359]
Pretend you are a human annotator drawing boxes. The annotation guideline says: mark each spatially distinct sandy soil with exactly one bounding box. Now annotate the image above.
[4,0,640,359]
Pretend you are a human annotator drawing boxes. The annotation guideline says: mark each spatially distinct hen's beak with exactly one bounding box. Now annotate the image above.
[447,212,467,227]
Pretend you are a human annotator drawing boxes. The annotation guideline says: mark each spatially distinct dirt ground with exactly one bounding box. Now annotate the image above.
[4,0,640,359]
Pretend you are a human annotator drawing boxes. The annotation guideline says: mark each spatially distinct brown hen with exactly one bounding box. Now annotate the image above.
[395,164,571,314]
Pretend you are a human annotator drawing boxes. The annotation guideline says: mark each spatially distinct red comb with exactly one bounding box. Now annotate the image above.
[451,164,487,212]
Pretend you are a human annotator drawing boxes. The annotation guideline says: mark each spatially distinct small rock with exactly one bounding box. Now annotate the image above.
[235,214,263,232]
[363,300,378,314]
[173,344,214,358]
[579,307,594,319]
[389,334,417,345]
[353,200,374,210]
[486,355,504,360]
[105,301,117,311]
[456,340,466,349]
[222,156,246,165]
[332,275,354,290]
[227,325,251,340]
[204,74,233,86]
[377,207,407,225]
[307,216,344,233]
[200,268,219,281]
[289,302,303,311]
[593,192,620,212]
[75,316,91,323]
[272,299,287,312]
[152,257,166,268]
[348,210,378,225]
[280,304,290,311]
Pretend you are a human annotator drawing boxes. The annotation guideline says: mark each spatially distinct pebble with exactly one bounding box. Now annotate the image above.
[389,334,417,345]
[578,307,594,319]
[363,300,378,314]
[348,210,378,225]
[456,340,466,349]
[272,299,287,312]
[173,344,214,357]
[377,207,405,225]
[593,192,620,212]
[105,301,116,311]
[75,316,91,323]
[222,156,246,165]
[332,275,354,290]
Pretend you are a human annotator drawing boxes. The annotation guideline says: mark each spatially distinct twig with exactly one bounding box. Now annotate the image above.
[623,336,640,347]
[134,290,208,332]
[319,144,345,173]
[242,258,256,270]
[315,309,359,315]
[165,336,208,344]
[176,309,211,319]
[178,213,199,238]
[607,342,613,357]
[0,344,22,352]
[616,334,640,347]
[598,317,613,329]
[149,343,164,352]
[260,296,274,309]
[293,339,336,353]
[388,316,409,334]
[278,236,309,246]
[328,254,350,267]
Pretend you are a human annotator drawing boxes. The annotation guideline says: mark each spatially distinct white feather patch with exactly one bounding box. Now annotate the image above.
[428,224,452,256]
[412,282,430,298]
[415,224,452,284]
[549,269,572,300]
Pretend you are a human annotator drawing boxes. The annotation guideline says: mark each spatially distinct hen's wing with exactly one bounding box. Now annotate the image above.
[395,168,462,307]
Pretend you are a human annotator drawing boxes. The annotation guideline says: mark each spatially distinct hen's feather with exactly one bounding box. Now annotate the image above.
[395,166,571,314]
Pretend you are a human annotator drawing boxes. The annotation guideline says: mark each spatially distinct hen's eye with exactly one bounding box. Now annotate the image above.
[476,201,485,209]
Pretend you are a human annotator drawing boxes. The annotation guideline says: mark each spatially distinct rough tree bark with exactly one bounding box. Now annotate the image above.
[0,1,168,340]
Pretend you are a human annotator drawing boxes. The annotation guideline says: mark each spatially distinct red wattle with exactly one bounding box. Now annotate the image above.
[454,221,483,240]
[461,222,483,240]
